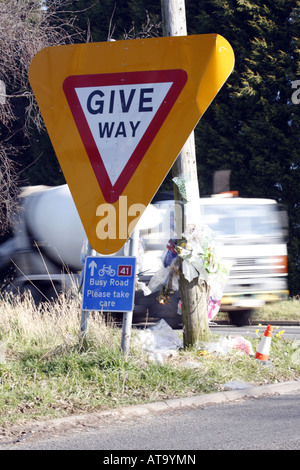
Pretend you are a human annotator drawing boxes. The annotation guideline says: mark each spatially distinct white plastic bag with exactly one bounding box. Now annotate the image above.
[135,319,183,353]
[201,335,254,356]
[182,259,198,282]
[146,266,172,294]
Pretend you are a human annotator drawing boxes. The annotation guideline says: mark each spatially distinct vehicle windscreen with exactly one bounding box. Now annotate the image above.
[201,203,287,241]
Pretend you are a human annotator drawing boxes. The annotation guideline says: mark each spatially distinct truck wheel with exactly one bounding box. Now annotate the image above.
[23,284,45,305]
[228,310,252,326]
[44,285,60,302]
[22,283,61,305]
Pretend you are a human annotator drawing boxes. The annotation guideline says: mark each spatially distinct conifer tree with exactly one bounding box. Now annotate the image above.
[185,0,300,294]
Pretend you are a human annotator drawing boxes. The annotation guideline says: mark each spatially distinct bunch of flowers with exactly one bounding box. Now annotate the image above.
[146,224,231,320]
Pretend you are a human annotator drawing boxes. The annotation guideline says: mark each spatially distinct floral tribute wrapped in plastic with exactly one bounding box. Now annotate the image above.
[144,224,231,322]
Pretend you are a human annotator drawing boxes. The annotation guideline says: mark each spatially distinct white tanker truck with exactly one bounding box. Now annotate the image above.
[0,184,289,326]
[0,185,87,303]
[0,184,165,322]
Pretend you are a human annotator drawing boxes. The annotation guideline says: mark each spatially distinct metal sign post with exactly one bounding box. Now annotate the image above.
[79,242,96,340]
[121,226,139,354]
[80,233,138,353]
[79,308,90,341]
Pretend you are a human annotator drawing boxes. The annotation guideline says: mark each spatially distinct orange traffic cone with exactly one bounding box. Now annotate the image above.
[255,325,273,361]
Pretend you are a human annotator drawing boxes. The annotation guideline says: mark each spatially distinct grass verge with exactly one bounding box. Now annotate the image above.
[0,294,299,428]
[216,297,300,323]
[253,297,300,322]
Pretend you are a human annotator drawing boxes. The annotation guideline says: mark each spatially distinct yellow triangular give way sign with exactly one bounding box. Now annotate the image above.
[29,34,234,254]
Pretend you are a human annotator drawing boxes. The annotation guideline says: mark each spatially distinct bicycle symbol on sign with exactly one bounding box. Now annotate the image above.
[98,265,116,277]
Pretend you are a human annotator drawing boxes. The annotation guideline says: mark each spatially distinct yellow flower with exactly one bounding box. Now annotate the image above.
[198,350,209,356]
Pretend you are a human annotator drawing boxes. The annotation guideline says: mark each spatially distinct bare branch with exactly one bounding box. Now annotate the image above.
[0,143,20,235]
[123,12,162,40]
[0,0,83,231]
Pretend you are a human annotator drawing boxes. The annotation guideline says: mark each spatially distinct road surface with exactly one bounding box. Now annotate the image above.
[210,324,300,339]
[2,388,300,451]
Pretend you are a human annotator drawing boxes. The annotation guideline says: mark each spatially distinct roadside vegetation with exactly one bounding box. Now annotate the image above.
[0,293,299,428]
[216,297,300,323]
[253,297,300,322]
[215,296,300,323]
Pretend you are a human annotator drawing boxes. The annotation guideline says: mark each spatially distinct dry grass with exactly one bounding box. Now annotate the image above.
[0,292,299,428]
[253,297,300,321]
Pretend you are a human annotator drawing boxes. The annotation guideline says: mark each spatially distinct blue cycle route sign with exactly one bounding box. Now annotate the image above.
[82,256,136,312]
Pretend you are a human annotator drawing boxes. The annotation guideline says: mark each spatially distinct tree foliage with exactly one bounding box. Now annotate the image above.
[0,0,82,232]
[185,0,300,294]
[52,0,162,42]
[185,0,299,195]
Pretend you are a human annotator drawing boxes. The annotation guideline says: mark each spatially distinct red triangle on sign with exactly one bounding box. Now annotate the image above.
[63,70,187,203]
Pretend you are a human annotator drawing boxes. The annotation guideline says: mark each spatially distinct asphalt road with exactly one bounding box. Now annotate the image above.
[1,324,299,453]
[2,383,300,451]
[210,324,300,339]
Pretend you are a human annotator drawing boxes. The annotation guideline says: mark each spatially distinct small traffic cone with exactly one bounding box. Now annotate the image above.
[255,325,273,361]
